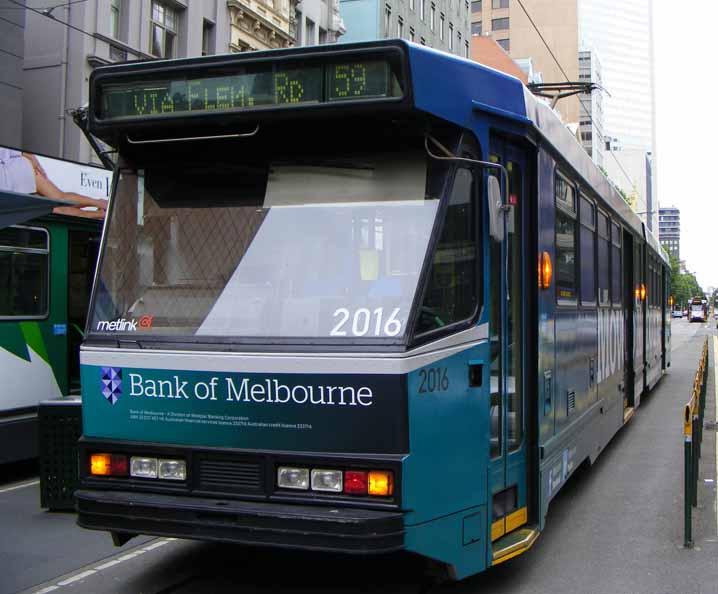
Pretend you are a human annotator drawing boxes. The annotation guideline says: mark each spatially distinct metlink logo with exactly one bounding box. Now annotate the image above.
[96,316,154,332]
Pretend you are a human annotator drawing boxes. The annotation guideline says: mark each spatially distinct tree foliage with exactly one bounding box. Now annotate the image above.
[669,255,703,307]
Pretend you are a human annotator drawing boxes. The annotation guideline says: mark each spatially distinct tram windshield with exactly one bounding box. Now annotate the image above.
[90,150,443,340]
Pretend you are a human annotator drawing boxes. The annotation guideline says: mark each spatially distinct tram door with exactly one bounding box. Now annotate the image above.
[488,139,528,541]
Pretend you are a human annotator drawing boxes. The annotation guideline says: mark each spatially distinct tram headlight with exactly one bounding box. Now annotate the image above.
[311,469,343,492]
[277,467,310,490]
[130,457,158,479]
[158,459,187,481]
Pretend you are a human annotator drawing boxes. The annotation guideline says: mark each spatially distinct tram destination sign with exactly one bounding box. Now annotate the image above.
[95,57,403,121]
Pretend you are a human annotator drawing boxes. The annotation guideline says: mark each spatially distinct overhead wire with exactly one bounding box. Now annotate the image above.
[5,0,97,42]
[515,0,637,191]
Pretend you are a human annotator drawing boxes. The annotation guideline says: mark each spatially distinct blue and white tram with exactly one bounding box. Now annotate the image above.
[75,40,670,580]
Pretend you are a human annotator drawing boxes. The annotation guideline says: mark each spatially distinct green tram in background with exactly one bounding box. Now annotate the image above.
[0,192,101,464]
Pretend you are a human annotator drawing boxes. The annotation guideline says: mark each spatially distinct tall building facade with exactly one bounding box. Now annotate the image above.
[578,49,604,169]
[658,206,680,260]
[296,0,346,45]
[0,0,25,147]
[340,0,471,57]
[22,0,295,164]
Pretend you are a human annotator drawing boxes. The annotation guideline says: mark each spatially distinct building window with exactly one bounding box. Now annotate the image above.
[201,20,214,56]
[319,27,327,44]
[385,5,391,36]
[0,226,49,318]
[449,23,453,49]
[465,0,469,12]
[497,38,509,51]
[492,17,509,31]
[465,39,469,57]
[420,0,425,21]
[431,3,436,30]
[397,16,403,38]
[471,0,481,12]
[410,0,415,10]
[110,0,121,38]
[420,36,426,45]
[410,26,415,41]
[492,0,508,7]
[150,0,178,58]
[306,17,315,43]
[471,21,481,35]
[457,30,462,47]
[440,13,445,39]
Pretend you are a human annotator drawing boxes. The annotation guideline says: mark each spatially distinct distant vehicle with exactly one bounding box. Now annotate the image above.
[671,310,683,318]
[689,297,707,322]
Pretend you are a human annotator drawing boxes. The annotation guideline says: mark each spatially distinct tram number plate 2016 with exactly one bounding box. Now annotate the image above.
[418,367,450,394]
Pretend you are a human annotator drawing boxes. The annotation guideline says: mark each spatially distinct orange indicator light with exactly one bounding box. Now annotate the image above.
[640,283,647,301]
[368,470,394,497]
[90,454,112,476]
[539,251,553,290]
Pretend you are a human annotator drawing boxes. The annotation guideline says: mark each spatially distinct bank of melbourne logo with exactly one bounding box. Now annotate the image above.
[101,367,123,405]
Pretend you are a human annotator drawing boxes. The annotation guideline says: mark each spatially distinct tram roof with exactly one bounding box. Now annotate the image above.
[404,41,668,264]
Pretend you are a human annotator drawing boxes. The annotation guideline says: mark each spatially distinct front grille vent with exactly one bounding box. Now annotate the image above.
[196,457,264,495]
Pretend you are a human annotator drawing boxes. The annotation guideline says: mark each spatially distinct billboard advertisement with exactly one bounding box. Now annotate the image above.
[0,146,111,219]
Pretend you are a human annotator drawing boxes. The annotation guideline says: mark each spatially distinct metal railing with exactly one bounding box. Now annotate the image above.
[683,337,709,547]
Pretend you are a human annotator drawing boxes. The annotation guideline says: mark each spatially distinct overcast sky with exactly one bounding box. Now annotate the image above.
[653,3,715,290]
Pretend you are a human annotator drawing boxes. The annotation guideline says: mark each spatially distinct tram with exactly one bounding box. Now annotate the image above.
[0,193,101,463]
[689,297,706,323]
[75,40,670,580]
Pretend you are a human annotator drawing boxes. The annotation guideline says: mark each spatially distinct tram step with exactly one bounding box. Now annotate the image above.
[491,525,539,566]
[623,407,635,424]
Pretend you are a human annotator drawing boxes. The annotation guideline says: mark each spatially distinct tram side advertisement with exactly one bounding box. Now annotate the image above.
[81,364,408,454]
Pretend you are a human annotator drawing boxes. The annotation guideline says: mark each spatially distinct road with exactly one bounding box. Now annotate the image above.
[2,319,717,594]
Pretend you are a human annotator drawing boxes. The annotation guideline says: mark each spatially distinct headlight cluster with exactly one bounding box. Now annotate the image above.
[89,453,186,481]
[277,466,394,497]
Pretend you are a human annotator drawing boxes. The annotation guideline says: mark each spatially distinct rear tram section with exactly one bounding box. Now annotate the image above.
[75,40,669,580]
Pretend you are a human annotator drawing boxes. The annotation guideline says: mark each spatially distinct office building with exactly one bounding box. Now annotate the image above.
[296,0,346,45]
[340,0,471,58]
[578,49,603,169]
[658,206,680,260]
[22,0,295,164]
[0,0,25,147]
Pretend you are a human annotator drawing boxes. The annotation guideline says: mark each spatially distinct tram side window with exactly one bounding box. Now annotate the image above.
[416,167,478,334]
[611,221,621,305]
[597,211,610,306]
[579,195,596,305]
[555,174,577,303]
[0,226,49,318]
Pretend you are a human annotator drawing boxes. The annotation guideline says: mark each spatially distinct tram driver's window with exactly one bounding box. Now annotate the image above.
[554,174,577,303]
[416,167,478,335]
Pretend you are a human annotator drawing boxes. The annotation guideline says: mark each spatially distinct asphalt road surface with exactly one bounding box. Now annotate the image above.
[3,320,717,594]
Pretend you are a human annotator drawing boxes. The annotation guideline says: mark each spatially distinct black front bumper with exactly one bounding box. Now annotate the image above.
[76,489,405,554]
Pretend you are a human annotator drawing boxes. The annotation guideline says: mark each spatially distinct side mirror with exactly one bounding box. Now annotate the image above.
[487,175,504,242]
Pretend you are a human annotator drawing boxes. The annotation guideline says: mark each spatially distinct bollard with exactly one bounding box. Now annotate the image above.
[691,415,699,507]
[684,433,693,547]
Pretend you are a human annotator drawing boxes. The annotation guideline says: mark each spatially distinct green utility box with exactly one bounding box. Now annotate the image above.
[39,397,82,511]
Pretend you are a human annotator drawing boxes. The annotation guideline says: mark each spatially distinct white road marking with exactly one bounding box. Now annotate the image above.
[0,479,39,494]
[29,538,176,593]
[57,570,96,586]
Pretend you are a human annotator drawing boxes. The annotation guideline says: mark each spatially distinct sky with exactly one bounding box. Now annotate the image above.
[653,2,717,290]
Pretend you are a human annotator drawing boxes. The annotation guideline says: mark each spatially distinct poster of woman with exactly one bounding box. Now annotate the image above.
[0,146,110,219]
